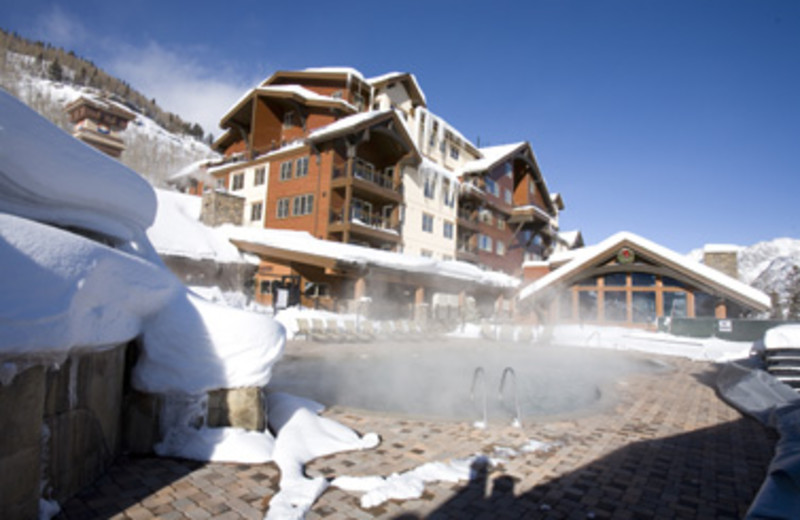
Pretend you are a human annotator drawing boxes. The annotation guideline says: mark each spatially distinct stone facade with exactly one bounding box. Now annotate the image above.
[200,190,245,227]
[704,247,739,280]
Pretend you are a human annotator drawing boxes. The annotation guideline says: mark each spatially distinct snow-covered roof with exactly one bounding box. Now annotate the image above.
[558,230,583,247]
[307,109,417,153]
[518,231,771,311]
[219,85,356,128]
[223,226,519,289]
[419,156,460,184]
[301,67,366,81]
[0,89,155,241]
[461,142,527,174]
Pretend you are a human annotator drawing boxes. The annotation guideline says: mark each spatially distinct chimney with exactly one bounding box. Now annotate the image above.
[703,244,740,280]
[200,190,245,227]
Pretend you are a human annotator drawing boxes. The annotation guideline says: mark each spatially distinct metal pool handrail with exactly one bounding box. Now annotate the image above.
[470,367,487,428]
[499,367,522,428]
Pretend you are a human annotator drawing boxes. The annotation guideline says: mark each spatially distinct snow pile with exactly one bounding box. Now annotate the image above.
[148,189,257,264]
[549,325,753,362]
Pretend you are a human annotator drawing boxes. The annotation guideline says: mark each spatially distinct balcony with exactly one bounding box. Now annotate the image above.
[457,208,479,231]
[456,243,480,264]
[328,204,401,245]
[331,158,402,202]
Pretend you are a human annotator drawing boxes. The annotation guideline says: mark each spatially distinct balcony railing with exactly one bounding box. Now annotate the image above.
[332,158,396,191]
[329,206,400,234]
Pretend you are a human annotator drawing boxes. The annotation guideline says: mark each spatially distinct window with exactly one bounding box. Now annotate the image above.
[254,167,266,186]
[276,198,290,218]
[283,111,295,128]
[504,188,512,205]
[280,161,293,181]
[443,220,454,239]
[259,280,272,295]
[579,291,597,321]
[479,210,493,225]
[496,241,506,255]
[478,234,493,252]
[504,162,513,178]
[443,179,454,207]
[293,194,314,216]
[632,273,656,286]
[632,292,657,323]
[422,212,434,233]
[216,178,225,189]
[497,217,506,230]
[231,173,244,191]
[604,292,627,322]
[449,144,460,160]
[664,292,688,318]
[421,249,433,258]
[423,175,435,199]
[250,202,263,222]
[485,178,499,197]
[605,273,627,286]
[295,157,309,178]
[529,178,536,195]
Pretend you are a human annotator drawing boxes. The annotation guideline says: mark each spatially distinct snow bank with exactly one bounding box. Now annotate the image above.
[148,189,255,264]
[0,89,155,242]
[549,324,753,362]
[0,213,175,354]
[764,325,800,350]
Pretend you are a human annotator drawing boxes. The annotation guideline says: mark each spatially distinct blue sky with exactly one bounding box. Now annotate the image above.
[2,1,798,253]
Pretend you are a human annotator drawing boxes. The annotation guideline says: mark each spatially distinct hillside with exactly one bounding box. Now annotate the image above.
[690,238,800,319]
[0,28,217,187]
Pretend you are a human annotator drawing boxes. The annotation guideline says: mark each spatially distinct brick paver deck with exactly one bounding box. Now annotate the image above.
[58,341,777,519]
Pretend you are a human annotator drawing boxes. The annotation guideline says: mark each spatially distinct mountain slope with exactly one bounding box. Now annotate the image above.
[0,29,217,187]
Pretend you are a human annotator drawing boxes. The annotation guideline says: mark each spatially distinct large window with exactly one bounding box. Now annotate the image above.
[664,292,688,318]
[579,291,597,321]
[423,175,435,199]
[443,179,454,207]
[293,194,314,216]
[604,291,627,322]
[632,292,656,323]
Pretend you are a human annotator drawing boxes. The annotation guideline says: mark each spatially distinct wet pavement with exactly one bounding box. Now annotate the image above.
[58,340,777,519]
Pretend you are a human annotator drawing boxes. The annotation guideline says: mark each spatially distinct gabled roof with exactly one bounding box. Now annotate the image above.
[367,72,427,107]
[307,109,418,159]
[219,85,357,129]
[518,231,771,312]
[260,67,369,89]
[460,142,526,174]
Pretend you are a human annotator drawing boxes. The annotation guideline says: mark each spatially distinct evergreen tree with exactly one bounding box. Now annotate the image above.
[48,59,63,82]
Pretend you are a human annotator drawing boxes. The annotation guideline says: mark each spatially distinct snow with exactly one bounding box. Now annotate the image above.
[764,324,800,350]
[0,89,156,241]
[307,109,394,142]
[367,71,427,105]
[461,142,526,174]
[224,226,520,289]
[148,189,257,264]
[256,85,356,111]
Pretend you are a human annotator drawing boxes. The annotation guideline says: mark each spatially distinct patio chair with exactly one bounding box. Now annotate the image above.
[516,326,534,343]
[325,319,348,342]
[310,318,337,342]
[295,318,313,341]
[344,319,373,342]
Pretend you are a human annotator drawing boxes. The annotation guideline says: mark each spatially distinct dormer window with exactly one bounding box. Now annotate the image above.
[283,111,295,128]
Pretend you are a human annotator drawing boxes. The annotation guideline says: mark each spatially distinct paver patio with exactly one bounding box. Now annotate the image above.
[58,341,777,519]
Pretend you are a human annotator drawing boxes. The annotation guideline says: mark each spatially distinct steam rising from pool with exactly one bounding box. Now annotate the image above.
[268,341,667,423]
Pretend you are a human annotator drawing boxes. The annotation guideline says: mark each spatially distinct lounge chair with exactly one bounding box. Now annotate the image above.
[310,318,337,342]
[325,319,348,342]
[295,318,313,341]
[344,319,373,342]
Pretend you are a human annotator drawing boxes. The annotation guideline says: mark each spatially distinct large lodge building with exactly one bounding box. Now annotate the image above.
[192,67,565,317]
[170,67,768,326]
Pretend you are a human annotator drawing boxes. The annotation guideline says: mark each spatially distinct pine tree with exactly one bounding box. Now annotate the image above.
[48,59,63,82]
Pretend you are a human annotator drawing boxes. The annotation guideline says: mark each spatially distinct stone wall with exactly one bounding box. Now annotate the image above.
[0,344,128,519]
[200,190,245,227]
